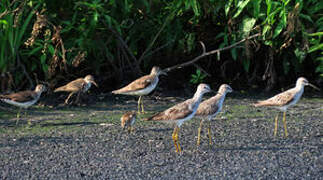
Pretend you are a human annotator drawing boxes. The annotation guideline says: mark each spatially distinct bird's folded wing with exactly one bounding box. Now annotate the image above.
[258,91,295,107]
[113,75,154,93]
[196,97,220,116]
[55,78,85,92]
[147,100,193,121]
[0,91,36,102]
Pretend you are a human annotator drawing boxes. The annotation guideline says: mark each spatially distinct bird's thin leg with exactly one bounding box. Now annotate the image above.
[208,121,212,146]
[283,111,288,137]
[75,91,82,104]
[131,126,135,133]
[137,96,142,114]
[16,108,21,125]
[172,126,179,152]
[274,113,279,137]
[26,109,32,126]
[176,127,181,153]
[65,92,75,104]
[141,96,145,113]
[127,126,131,134]
[197,120,203,146]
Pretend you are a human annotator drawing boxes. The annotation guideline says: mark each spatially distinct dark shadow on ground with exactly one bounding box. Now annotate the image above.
[40,121,99,127]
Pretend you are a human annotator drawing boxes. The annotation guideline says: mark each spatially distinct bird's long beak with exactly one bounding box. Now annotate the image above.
[91,81,99,87]
[308,83,320,91]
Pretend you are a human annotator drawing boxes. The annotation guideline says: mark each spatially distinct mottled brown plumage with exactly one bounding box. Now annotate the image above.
[0,84,46,125]
[254,91,296,108]
[195,84,232,146]
[253,77,320,137]
[146,100,194,122]
[1,90,38,103]
[145,84,212,153]
[112,66,166,113]
[54,75,98,104]
[121,111,137,133]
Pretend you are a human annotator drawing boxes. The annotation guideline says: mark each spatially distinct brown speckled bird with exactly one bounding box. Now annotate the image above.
[121,111,137,133]
[254,77,319,137]
[145,84,211,153]
[195,84,233,146]
[112,66,167,114]
[0,84,46,124]
[54,75,98,104]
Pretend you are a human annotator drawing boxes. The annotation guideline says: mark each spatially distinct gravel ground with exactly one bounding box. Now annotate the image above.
[0,93,322,179]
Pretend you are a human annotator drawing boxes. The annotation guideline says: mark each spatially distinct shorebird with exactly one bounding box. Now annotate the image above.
[254,77,320,137]
[195,84,233,146]
[112,66,167,114]
[121,111,137,133]
[54,75,98,104]
[145,83,211,153]
[0,84,46,124]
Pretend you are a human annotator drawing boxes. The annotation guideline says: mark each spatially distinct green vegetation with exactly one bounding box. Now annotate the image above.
[0,0,322,91]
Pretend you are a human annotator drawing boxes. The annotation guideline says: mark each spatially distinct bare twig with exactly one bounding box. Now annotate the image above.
[137,13,172,65]
[0,0,19,19]
[16,49,34,89]
[193,63,211,77]
[104,25,142,74]
[141,40,175,60]
[163,33,261,72]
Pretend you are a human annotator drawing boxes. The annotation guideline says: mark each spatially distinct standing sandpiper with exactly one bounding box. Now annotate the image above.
[54,75,98,104]
[145,84,211,153]
[0,84,46,124]
[121,111,137,133]
[112,66,167,114]
[254,77,319,137]
[195,84,233,146]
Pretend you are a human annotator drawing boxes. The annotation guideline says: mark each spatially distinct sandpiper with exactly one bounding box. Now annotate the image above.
[254,77,319,137]
[195,84,233,146]
[0,84,46,124]
[112,66,167,114]
[54,75,98,104]
[121,111,137,133]
[145,84,211,153]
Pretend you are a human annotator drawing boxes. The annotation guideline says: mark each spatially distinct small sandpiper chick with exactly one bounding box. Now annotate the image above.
[145,84,211,153]
[254,77,320,137]
[112,66,167,114]
[54,75,98,104]
[0,84,46,124]
[195,84,233,146]
[121,111,137,133]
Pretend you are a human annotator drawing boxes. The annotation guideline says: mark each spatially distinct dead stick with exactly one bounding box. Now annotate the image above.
[163,33,261,72]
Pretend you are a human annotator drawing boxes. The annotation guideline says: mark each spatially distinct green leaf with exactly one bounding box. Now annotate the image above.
[40,54,47,65]
[190,0,200,16]
[266,0,272,16]
[242,59,250,72]
[225,0,233,16]
[48,44,55,55]
[215,32,225,40]
[299,13,313,23]
[242,17,256,37]
[253,0,261,18]
[233,0,251,19]
[231,48,237,61]
[28,46,42,56]
[262,25,271,37]
[273,15,286,38]
[308,43,323,53]
[294,48,306,63]
[308,32,323,37]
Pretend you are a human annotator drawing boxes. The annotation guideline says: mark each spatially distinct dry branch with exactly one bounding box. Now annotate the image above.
[163,33,261,73]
